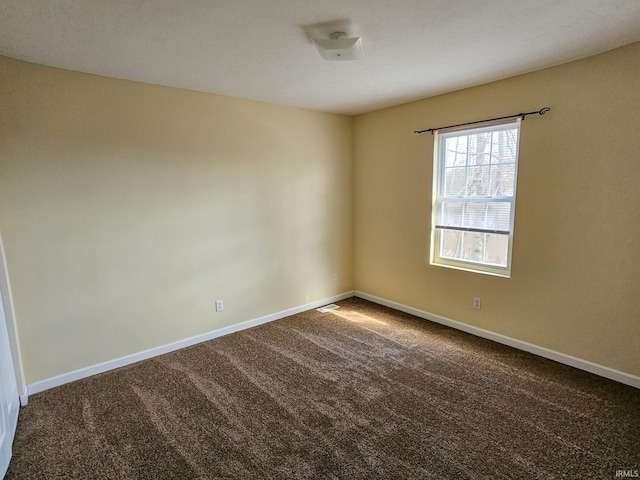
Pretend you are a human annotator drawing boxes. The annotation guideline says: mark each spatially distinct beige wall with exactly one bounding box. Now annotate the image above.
[0,57,354,384]
[2,41,639,386]
[354,42,640,377]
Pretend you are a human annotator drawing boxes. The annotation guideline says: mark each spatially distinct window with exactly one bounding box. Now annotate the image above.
[431,120,521,277]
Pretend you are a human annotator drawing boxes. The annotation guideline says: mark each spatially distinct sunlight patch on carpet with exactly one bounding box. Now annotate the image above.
[316,304,340,313]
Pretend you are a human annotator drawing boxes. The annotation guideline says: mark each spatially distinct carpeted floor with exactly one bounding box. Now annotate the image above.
[6,298,640,479]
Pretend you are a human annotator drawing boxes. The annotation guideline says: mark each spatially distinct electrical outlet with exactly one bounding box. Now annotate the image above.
[215,300,224,312]
[334,273,339,282]
[473,297,482,310]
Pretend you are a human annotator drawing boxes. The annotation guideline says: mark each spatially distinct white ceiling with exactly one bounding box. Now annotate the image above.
[1,0,640,115]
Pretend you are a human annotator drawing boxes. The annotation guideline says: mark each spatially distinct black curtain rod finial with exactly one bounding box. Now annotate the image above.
[414,106,551,134]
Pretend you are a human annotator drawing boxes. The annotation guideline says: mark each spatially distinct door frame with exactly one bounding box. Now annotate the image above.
[0,232,27,405]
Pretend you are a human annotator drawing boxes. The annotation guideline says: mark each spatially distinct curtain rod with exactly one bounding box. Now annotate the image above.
[414,107,550,134]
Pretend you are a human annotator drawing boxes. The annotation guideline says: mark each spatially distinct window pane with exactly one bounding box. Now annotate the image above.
[469,132,492,165]
[464,202,487,230]
[485,202,512,232]
[439,231,509,267]
[444,167,467,196]
[492,129,519,164]
[437,200,464,227]
[467,166,490,196]
[484,233,509,266]
[490,164,515,196]
[440,229,462,259]
[462,231,484,262]
[444,136,468,167]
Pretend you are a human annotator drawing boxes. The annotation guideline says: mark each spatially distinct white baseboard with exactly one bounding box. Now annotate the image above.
[26,289,639,395]
[355,291,640,390]
[27,291,355,396]
[19,386,28,406]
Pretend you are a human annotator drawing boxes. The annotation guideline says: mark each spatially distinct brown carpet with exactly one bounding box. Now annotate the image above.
[6,298,640,479]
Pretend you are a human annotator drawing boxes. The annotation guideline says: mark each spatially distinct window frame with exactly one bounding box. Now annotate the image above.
[430,119,521,278]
